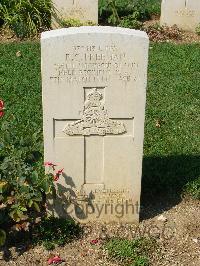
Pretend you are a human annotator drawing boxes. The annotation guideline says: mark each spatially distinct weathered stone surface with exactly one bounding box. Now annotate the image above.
[161,0,200,32]
[52,0,98,27]
[41,27,149,223]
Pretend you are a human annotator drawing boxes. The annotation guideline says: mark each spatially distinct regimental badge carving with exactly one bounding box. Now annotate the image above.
[63,88,126,136]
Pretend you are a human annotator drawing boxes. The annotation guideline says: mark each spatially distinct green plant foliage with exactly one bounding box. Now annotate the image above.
[184,177,200,200]
[99,0,161,26]
[0,119,43,221]
[0,116,64,244]
[119,14,143,29]
[43,241,55,250]
[104,238,156,265]
[195,24,200,35]
[0,0,162,37]
[60,18,96,28]
[0,100,57,242]
[0,0,52,38]
[143,0,161,16]
[130,256,149,266]
[33,217,82,249]
[0,229,6,247]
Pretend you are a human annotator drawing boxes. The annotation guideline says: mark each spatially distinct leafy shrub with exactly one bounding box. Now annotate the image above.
[99,0,158,26]
[143,0,161,16]
[104,237,157,265]
[33,217,82,249]
[0,111,78,248]
[119,14,143,30]
[0,116,60,246]
[99,0,120,25]
[0,0,52,38]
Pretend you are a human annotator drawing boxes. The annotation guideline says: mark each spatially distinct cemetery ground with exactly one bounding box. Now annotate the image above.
[0,41,199,265]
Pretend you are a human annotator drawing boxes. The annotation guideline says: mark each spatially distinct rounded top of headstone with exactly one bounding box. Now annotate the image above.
[41,26,148,40]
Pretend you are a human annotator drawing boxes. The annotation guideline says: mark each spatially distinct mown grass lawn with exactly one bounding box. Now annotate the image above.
[0,41,199,199]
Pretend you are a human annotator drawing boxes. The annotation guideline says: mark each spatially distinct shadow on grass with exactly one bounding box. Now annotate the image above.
[140,155,200,220]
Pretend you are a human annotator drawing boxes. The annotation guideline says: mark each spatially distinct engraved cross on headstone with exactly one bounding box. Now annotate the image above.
[62,87,130,189]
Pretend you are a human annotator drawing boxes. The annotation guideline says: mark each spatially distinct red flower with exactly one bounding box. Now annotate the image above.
[53,168,64,181]
[0,100,5,118]
[44,162,57,167]
[44,162,57,170]
[48,256,63,265]
[90,238,99,245]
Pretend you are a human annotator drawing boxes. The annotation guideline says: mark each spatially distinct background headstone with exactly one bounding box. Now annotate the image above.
[52,0,98,28]
[161,0,200,32]
[41,27,149,223]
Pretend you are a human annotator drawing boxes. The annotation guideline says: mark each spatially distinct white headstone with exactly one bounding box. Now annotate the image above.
[161,0,200,32]
[41,27,149,223]
[52,0,98,27]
